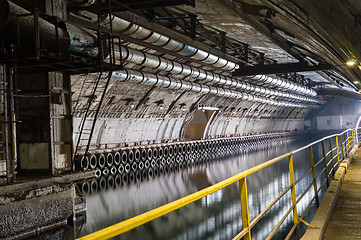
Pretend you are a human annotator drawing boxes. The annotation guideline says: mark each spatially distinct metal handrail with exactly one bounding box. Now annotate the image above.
[77,129,356,240]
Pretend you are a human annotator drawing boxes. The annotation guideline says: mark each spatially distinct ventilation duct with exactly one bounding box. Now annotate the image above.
[87,70,318,108]
[0,0,102,58]
[249,75,316,96]
[75,11,238,71]
[117,46,321,104]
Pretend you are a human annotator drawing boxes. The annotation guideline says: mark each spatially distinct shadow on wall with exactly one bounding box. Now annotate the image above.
[185,110,215,140]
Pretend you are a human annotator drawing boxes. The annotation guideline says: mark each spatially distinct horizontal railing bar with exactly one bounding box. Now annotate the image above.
[77,152,291,240]
[315,157,324,168]
[250,185,292,228]
[265,204,295,240]
[78,129,355,240]
[316,177,328,195]
[295,167,312,185]
[296,181,314,205]
[292,129,352,154]
[316,167,326,180]
[285,223,298,240]
[232,227,249,240]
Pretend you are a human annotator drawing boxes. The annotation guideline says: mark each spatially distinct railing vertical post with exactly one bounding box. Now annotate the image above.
[329,138,334,177]
[336,136,340,165]
[346,131,350,152]
[340,135,344,160]
[321,141,329,187]
[352,130,355,146]
[309,146,319,207]
[239,177,251,240]
[288,153,299,238]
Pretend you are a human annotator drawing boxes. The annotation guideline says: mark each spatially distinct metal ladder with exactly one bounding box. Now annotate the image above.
[73,70,112,159]
[73,0,118,160]
[0,66,9,183]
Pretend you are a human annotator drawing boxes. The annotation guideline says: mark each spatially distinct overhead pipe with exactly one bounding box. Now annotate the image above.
[75,11,237,71]
[117,46,319,102]
[89,69,314,108]
[249,75,316,96]
[0,0,102,58]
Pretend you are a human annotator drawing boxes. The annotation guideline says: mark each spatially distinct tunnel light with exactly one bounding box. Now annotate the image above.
[346,60,356,66]
[354,81,359,84]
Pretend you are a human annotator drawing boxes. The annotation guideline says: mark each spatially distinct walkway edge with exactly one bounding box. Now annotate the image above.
[301,144,359,240]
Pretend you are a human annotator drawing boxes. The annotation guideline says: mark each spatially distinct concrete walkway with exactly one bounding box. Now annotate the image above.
[323,149,361,239]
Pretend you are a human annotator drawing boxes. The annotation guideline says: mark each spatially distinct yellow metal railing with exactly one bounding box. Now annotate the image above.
[78,129,356,240]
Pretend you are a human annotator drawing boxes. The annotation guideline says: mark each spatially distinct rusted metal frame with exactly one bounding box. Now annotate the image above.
[152,8,193,37]
[220,0,304,62]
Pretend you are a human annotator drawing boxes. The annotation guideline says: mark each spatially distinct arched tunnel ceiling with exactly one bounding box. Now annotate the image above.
[2,0,361,147]
[172,0,361,90]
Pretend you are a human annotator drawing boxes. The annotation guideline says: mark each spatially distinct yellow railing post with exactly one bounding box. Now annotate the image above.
[340,134,344,160]
[352,130,355,146]
[288,153,299,238]
[321,141,329,187]
[309,146,319,207]
[335,135,340,165]
[239,177,251,240]
[329,138,334,177]
[346,131,350,152]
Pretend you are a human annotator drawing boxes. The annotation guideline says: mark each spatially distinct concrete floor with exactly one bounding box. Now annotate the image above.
[324,150,361,239]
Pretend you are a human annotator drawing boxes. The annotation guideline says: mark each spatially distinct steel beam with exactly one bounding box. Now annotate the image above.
[69,0,195,12]
[232,62,332,76]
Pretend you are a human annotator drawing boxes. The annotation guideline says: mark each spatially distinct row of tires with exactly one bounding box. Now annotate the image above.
[76,134,293,192]
[76,134,291,173]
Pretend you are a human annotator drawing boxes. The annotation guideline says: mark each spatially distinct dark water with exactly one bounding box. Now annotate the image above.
[34,132,342,240]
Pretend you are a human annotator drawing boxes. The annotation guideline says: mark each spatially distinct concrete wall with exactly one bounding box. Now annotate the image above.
[0,183,75,238]
[312,96,361,130]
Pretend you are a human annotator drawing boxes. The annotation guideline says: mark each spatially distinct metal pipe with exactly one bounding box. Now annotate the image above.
[249,75,316,96]
[77,11,237,71]
[89,70,314,108]
[117,46,318,101]
[0,0,101,57]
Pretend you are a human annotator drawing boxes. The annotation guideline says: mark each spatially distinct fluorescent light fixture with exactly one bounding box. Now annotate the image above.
[198,105,220,111]
[354,81,359,84]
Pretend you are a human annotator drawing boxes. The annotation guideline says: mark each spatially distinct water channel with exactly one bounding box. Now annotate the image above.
[34,131,341,240]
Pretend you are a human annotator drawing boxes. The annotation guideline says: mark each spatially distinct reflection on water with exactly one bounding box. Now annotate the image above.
[38,132,339,239]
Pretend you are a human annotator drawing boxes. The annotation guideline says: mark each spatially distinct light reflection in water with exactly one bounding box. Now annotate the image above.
[75,135,329,240]
[37,133,339,239]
